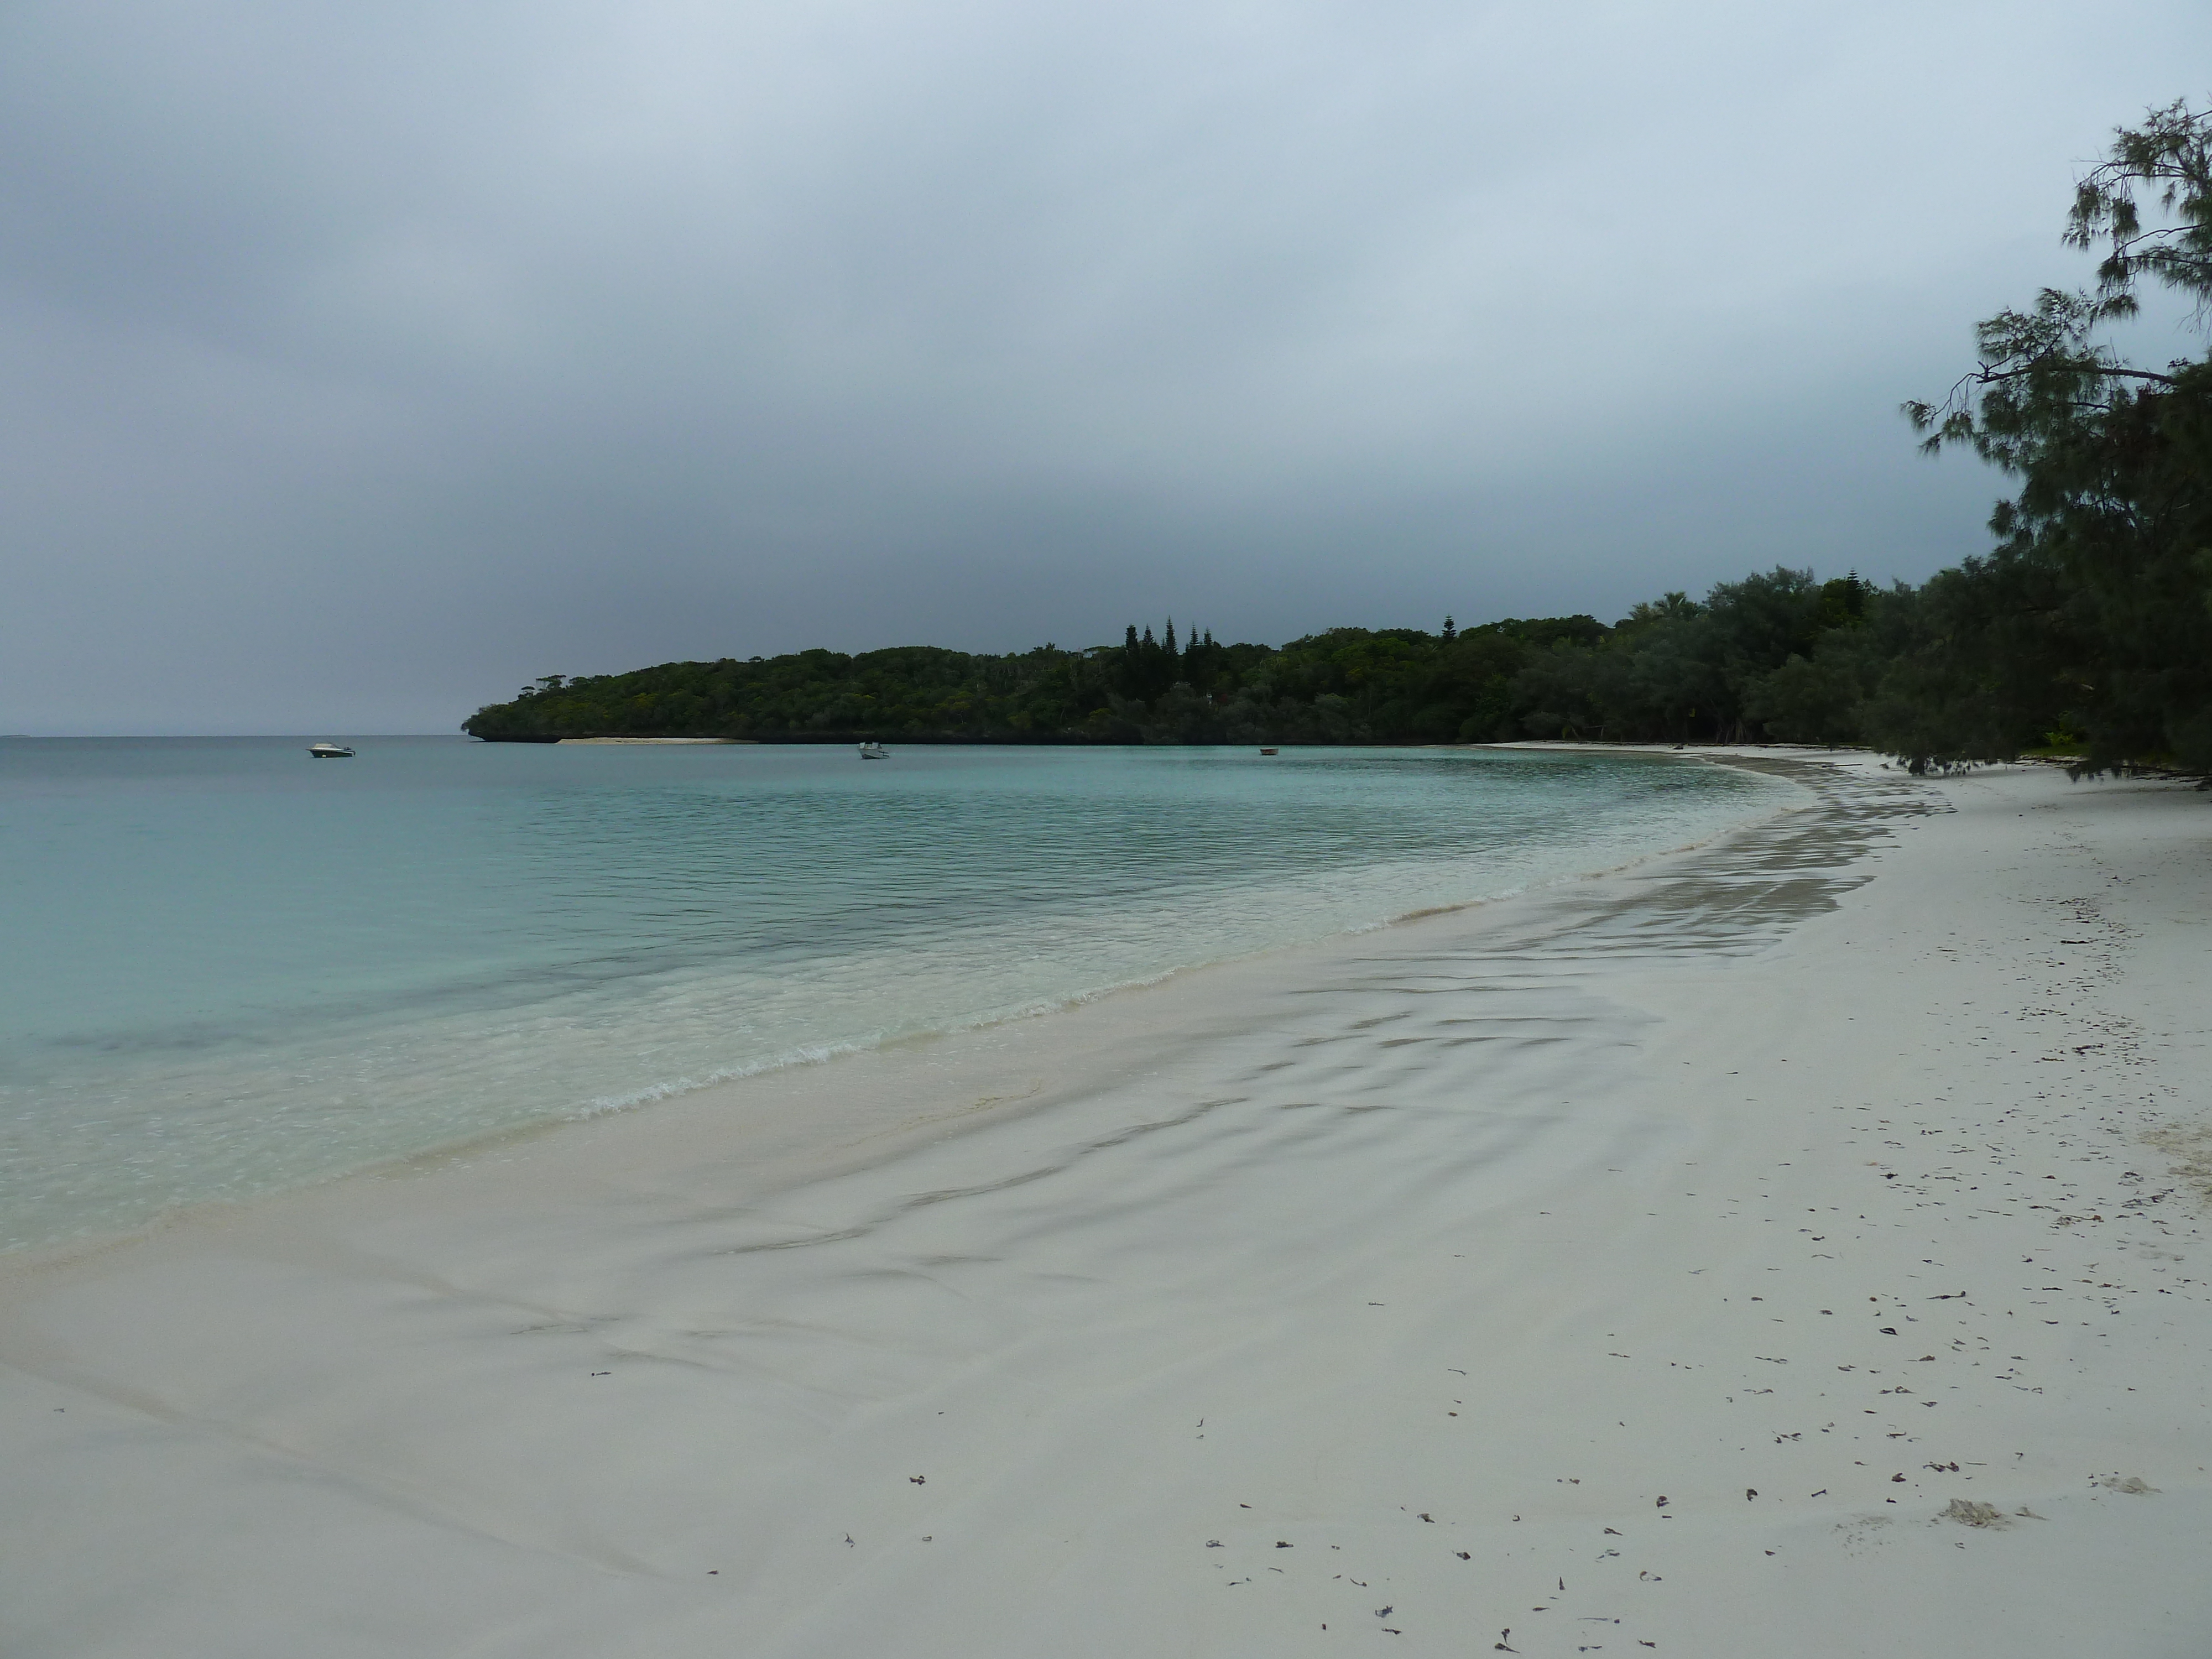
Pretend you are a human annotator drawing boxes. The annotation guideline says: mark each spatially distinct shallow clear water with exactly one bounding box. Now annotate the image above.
[0,738,1798,1249]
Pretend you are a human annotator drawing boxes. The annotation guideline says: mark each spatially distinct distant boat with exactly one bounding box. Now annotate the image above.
[858,742,889,759]
[307,743,356,759]
[1259,747,1279,756]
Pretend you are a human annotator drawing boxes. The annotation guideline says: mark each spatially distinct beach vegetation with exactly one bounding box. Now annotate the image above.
[461,584,1884,747]
[1886,100,2212,776]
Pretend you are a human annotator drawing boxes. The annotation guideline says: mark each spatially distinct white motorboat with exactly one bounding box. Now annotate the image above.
[858,742,889,759]
[307,742,356,758]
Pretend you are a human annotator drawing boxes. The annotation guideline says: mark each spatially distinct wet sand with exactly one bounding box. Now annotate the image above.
[2,752,2208,1657]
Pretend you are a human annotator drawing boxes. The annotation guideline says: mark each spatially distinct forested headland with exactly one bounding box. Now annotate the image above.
[461,586,1873,750]
[466,106,2212,777]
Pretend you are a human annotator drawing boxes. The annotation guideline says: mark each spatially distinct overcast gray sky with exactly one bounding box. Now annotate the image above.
[4,1,2207,733]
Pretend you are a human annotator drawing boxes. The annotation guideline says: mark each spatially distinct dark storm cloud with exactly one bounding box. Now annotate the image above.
[3,0,2208,731]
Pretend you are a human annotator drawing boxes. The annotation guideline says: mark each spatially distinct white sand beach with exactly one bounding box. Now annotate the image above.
[3,751,2208,1658]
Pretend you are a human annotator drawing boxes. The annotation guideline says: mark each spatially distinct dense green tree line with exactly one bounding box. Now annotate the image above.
[467,107,2212,774]
[1884,100,2212,776]
[459,578,1879,748]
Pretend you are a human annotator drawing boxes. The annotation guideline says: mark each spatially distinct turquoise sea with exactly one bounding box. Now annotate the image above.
[0,739,1798,1250]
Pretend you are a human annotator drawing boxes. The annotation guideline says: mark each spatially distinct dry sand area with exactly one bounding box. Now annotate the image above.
[3,751,2209,1657]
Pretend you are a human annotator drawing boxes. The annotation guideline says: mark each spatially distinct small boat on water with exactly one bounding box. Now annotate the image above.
[307,742,356,759]
[1259,747,1279,756]
[858,741,889,759]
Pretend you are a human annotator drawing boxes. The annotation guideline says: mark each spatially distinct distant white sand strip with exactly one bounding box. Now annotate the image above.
[1,752,2206,1658]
